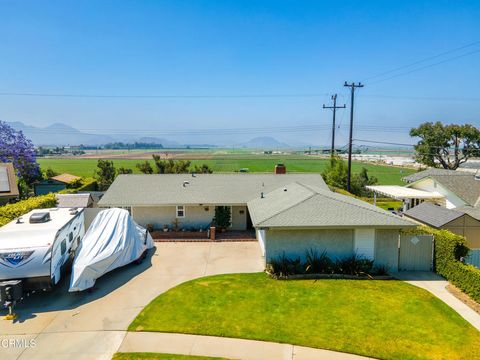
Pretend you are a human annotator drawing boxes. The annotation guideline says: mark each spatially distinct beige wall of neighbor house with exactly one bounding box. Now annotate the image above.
[410,178,466,209]
[443,215,480,249]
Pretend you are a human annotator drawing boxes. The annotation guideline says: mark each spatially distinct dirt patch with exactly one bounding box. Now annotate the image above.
[446,284,480,314]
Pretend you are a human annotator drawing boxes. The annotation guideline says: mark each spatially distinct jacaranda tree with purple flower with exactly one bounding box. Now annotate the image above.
[0,121,41,187]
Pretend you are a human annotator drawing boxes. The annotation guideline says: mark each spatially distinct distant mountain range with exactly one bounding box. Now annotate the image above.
[7,121,181,147]
[237,136,290,149]
[6,121,296,149]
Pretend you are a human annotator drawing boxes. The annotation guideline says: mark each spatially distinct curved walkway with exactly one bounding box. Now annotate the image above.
[118,332,373,360]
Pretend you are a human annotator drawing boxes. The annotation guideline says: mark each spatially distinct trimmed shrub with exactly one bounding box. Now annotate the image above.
[0,194,56,227]
[406,226,480,303]
[267,250,376,277]
[60,177,98,194]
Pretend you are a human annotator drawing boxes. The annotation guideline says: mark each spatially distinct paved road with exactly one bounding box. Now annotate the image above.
[0,242,264,360]
[119,332,373,360]
[394,271,480,331]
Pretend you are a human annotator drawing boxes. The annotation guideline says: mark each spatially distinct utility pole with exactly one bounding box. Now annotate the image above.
[343,81,364,192]
[323,94,346,157]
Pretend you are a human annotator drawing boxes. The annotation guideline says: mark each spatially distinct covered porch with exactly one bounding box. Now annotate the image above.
[366,185,444,212]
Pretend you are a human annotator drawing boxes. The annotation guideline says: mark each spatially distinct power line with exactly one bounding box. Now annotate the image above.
[0,92,330,99]
[369,48,480,85]
[362,40,480,82]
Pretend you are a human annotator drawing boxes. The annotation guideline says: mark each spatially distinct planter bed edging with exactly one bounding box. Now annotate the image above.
[267,273,393,280]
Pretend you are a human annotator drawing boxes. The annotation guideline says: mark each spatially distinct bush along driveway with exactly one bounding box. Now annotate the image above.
[130,273,480,360]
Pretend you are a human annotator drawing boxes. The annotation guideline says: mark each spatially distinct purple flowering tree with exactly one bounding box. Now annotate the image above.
[0,121,40,185]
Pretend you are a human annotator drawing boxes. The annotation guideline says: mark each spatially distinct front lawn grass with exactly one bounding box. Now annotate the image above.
[112,353,229,360]
[130,273,480,360]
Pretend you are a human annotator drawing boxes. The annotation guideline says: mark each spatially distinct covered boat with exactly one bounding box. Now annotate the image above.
[69,208,154,292]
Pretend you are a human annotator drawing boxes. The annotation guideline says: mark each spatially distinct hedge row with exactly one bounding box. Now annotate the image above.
[60,177,98,194]
[0,193,57,227]
[409,226,480,303]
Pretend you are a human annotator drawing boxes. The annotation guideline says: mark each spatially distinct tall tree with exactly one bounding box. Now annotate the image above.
[95,159,116,190]
[0,121,41,186]
[410,122,480,170]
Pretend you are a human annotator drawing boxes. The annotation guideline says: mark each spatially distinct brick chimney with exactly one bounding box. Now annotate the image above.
[275,164,286,174]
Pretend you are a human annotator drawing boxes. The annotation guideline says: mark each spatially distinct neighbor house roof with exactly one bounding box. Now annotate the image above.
[0,163,19,199]
[98,173,328,207]
[56,193,94,208]
[365,185,444,200]
[50,173,81,184]
[403,169,480,206]
[247,182,416,229]
[403,202,465,228]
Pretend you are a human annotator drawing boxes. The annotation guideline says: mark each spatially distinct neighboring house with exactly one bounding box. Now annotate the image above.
[404,202,480,248]
[56,193,94,208]
[367,168,480,249]
[0,163,20,205]
[34,173,81,195]
[99,173,417,270]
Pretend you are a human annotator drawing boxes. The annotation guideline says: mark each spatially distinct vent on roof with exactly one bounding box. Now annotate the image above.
[183,181,190,187]
[29,212,51,224]
[475,170,480,181]
[0,167,10,193]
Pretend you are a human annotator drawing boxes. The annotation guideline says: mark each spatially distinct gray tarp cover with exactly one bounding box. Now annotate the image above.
[69,208,154,292]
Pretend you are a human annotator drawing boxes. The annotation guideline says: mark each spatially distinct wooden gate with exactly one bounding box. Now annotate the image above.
[399,234,433,271]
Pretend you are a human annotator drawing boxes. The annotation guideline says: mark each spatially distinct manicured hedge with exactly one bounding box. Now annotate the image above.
[0,193,57,227]
[408,226,480,303]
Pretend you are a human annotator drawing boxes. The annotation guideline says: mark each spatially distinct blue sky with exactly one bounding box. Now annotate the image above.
[1,0,479,146]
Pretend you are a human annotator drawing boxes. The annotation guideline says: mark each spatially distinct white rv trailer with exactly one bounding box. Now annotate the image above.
[0,208,85,290]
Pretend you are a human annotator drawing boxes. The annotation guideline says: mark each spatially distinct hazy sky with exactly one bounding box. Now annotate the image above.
[1,0,479,146]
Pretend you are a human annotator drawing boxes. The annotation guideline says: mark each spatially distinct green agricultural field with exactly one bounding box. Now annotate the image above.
[37,157,415,185]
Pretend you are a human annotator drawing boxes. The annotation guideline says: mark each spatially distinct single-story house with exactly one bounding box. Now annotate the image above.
[99,173,417,270]
[404,202,480,248]
[34,173,81,195]
[248,182,415,269]
[0,163,19,205]
[56,193,94,208]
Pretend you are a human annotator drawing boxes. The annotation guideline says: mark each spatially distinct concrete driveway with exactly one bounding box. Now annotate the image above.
[0,241,264,360]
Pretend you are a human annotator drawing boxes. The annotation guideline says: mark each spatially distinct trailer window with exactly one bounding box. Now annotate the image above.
[61,240,67,255]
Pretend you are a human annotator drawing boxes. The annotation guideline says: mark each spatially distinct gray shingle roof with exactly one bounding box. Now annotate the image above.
[98,173,328,206]
[403,202,464,228]
[403,169,480,206]
[247,182,416,229]
[56,193,93,208]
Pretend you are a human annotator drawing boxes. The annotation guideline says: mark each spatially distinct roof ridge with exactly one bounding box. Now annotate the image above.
[255,182,317,226]
[300,183,412,222]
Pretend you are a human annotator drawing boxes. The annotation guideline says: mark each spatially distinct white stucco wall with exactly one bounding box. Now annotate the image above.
[264,229,354,262]
[411,178,466,209]
[132,205,215,230]
[263,228,401,271]
[231,206,247,230]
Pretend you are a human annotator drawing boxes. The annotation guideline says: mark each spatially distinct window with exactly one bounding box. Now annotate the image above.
[176,205,185,218]
[69,232,73,243]
[60,240,67,255]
